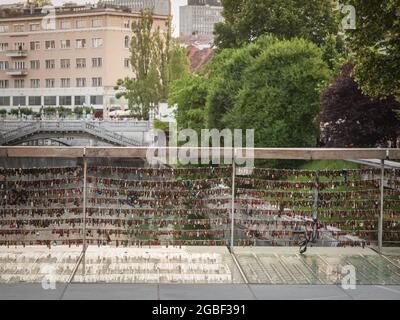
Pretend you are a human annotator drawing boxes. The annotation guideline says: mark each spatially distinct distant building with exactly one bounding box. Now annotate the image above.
[99,0,171,16]
[187,0,221,5]
[180,1,224,37]
[0,3,169,111]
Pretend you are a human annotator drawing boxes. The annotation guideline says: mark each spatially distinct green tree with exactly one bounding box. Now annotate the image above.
[223,36,331,148]
[28,0,52,6]
[168,75,208,133]
[168,45,190,84]
[344,0,400,99]
[214,0,338,49]
[205,44,262,129]
[114,10,171,120]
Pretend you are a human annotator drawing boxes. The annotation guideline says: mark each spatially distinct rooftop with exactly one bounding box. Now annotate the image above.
[0,3,168,20]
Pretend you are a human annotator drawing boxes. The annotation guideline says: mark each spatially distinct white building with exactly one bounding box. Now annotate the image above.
[180,1,224,37]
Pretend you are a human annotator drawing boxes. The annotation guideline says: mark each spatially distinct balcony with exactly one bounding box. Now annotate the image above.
[5,50,28,57]
[6,68,27,76]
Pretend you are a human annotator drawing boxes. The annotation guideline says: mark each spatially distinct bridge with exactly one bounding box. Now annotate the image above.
[0,120,151,146]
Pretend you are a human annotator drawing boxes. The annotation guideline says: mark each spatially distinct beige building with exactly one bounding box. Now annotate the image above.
[0,4,169,111]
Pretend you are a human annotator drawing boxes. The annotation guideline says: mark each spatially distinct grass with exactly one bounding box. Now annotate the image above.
[298,160,362,171]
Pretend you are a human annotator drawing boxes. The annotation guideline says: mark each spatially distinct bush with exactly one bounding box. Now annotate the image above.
[153,119,169,131]
[10,107,33,116]
[73,106,94,115]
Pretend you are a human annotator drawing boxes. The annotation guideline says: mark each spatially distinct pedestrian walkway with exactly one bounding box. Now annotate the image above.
[1,246,400,286]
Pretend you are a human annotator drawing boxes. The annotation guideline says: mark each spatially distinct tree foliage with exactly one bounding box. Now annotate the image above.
[168,45,190,84]
[214,0,338,49]
[223,36,330,147]
[28,0,52,6]
[114,10,174,120]
[205,44,261,129]
[168,75,208,133]
[169,35,330,148]
[320,63,400,147]
[344,0,400,99]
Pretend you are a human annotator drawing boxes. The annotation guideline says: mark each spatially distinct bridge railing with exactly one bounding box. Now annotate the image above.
[0,121,146,146]
[0,147,400,250]
[0,120,150,132]
[0,123,39,145]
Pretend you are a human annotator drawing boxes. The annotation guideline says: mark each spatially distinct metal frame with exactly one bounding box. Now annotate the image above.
[1,146,398,254]
[0,146,396,159]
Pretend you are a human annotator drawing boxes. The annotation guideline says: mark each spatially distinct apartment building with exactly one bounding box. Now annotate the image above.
[180,0,223,37]
[99,0,171,16]
[0,4,169,111]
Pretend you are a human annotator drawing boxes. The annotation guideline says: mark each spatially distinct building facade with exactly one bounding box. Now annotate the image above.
[179,1,223,37]
[187,0,221,6]
[99,0,171,16]
[0,4,169,111]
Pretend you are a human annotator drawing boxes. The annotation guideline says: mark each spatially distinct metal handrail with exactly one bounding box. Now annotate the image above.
[0,121,146,146]
[0,147,398,160]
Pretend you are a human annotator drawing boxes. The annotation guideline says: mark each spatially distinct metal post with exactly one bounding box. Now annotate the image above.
[230,153,236,252]
[378,159,384,253]
[82,156,87,275]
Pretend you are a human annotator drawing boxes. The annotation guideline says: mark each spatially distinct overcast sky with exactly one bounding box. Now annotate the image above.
[0,0,188,36]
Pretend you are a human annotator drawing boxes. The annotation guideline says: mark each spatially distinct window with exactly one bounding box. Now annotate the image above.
[14,79,24,88]
[28,96,41,106]
[60,78,70,88]
[0,61,9,70]
[13,24,25,32]
[30,23,40,31]
[14,61,25,70]
[123,20,130,29]
[30,41,40,50]
[92,77,102,87]
[45,40,55,49]
[76,20,86,29]
[60,20,71,30]
[124,58,130,68]
[76,78,86,87]
[76,39,86,49]
[0,80,9,88]
[60,40,70,49]
[45,59,55,69]
[92,58,102,68]
[13,96,26,106]
[0,25,9,33]
[44,96,56,106]
[59,96,71,106]
[124,36,130,48]
[60,59,70,69]
[90,95,103,105]
[0,96,10,106]
[76,58,86,68]
[75,96,86,105]
[92,38,103,48]
[30,79,40,88]
[0,43,8,51]
[45,79,55,88]
[92,19,103,28]
[14,42,25,50]
[30,60,40,69]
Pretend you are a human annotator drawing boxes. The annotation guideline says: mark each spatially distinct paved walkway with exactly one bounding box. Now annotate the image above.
[1,246,400,296]
[0,284,399,300]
